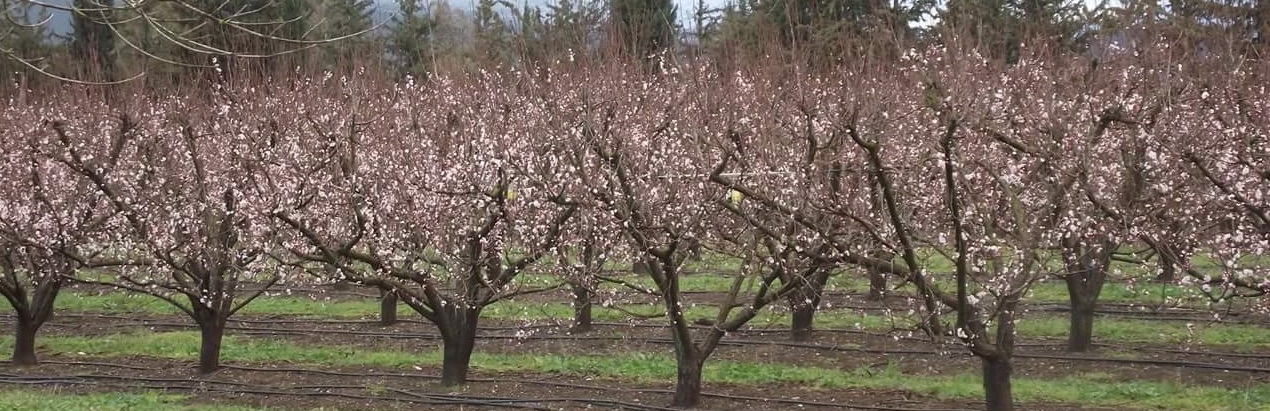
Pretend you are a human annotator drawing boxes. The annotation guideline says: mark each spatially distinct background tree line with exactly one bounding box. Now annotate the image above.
[1,0,1268,89]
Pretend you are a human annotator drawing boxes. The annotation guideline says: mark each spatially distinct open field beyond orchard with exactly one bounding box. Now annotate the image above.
[3,272,1268,411]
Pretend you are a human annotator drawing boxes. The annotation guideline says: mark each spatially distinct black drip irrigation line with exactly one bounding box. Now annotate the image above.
[44,313,571,331]
[69,362,971,411]
[16,312,1270,368]
[36,360,166,371]
[224,364,973,411]
[0,372,680,411]
[18,359,1256,411]
[30,313,910,341]
[21,314,1270,373]
[1092,343,1270,360]
[259,324,1270,372]
[738,341,1270,374]
[29,306,1269,333]
[23,288,1270,325]
[475,376,978,411]
[1015,353,1270,373]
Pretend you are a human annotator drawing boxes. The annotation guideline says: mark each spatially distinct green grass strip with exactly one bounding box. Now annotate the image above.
[0,389,284,411]
[0,331,1264,411]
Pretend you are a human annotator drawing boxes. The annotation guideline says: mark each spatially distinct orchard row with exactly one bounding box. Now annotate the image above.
[2,49,1267,410]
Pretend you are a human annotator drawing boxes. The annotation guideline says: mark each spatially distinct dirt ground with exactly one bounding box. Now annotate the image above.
[2,283,1268,410]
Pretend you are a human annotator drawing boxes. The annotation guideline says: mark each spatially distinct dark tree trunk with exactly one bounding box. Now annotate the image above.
[11,317,39,366]
[9,282,59,366]
[981,355,1014,411]
[197,320,226,374]
[867,266,887,301]
[1062,240,1109,353]
[440,336,475,386]
[1153,242,1179,283]
[379,290,398,326]
[439,307,480,386]
[671,349,704,408]
[570,283,593,333]
[1155,261,1177,283]
[790,304,816,342]
[788,269,830,342]
[1067,296,1096,352]
[1065,264,1104,352]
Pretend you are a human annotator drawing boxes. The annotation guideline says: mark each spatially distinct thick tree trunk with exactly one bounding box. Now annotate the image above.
[197,321,225,374]
[867,266,887,301]
[1063,243,1108,353]
[1155,262,1177,283]
[788,269,830,342]
[1154,242,1179,283]
[570,283,593,333]
[981,355,1014,411]
[379,290,398,326]
[1065,264,1103,352]
[440,337,475,386]
[11,318,39,366]
[1067,296,1096,352]
[439,307,480,386]
[790,303,816,342]
[671,351,704,408]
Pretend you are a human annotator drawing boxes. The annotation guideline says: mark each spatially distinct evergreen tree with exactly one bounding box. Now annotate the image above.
[941,0,1022,60]
[263,0,314,73]
[698,0,764,62]
[1167,0,1270,56]
[765,0,927,60]
[609,0,676,61]
[166,0,286,83]
[70,0,117,81]
[0,2,51,87]
[321,0,377,66]
[276,0,313,41]
[513,0,603,66]
[939,0,1098,62]
[547,0,605,52]
[474,0,511,66]
[387,0,436,77]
